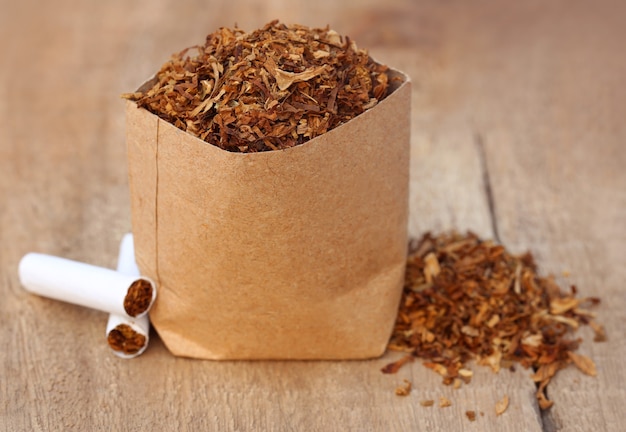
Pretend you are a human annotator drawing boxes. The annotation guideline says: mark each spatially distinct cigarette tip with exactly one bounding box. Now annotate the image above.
[107,323,149,359]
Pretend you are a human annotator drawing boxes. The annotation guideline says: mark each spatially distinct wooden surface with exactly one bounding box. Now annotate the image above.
[1,0,624,430]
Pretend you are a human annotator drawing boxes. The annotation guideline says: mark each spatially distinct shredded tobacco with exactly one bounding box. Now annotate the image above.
[495,395,509,416]
[124,279,153,317]
[123,20,392,153]
[107,324,146,355]
[395,379,412,396]
[383,231,605,410]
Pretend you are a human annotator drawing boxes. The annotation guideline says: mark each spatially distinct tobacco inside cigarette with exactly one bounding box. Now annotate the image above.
[124,278,154,317]
[107,323,147,355]
[106,311,150,358]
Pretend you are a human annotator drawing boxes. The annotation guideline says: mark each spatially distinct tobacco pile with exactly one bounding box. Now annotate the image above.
[123,20,392,152]
[384,232,605,410]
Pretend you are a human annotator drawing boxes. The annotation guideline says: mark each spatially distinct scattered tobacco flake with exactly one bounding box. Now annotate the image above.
[465,411,477,422]
[439,396,452,408]
[495,395,509,416]
[567,352,597,376]
[589,320,607,342]
[395,379,412,396]
[124,20,392,153]
[420,399,435,407]
[381,354,413,374]
[384,231,604,410]
[536,381,553,410]
[458,368,473,384]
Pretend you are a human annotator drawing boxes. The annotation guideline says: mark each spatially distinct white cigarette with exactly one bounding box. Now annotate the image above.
[106,312,150,359]
[106,233,151,358]
[18,252,156,319]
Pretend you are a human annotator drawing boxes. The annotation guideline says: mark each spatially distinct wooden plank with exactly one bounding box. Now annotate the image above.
[458,1,626,431]
[0,0,622,431]
[376,43,542,431]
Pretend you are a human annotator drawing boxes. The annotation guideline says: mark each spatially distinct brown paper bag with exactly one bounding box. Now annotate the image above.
[126,69,411,359]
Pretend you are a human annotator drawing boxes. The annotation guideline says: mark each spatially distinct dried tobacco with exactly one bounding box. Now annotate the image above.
[124,279,154,317]
[495,395,509,416]
[107,324,147,355]
[383,232,605,410]
[124,20,392,153]
[395,379,412,396]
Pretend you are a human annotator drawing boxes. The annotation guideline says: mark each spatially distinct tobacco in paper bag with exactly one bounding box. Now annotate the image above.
[123,21,411,359]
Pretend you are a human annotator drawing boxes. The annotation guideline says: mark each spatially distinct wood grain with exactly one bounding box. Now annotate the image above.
[462,3,626,430]
[1,0,624,431]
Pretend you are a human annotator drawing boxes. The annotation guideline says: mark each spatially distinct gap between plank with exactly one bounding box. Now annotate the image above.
[474,133,501,243]
[474,133,550,430]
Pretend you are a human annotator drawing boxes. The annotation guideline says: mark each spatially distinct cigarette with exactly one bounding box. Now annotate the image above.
[106,313,150,359]
[18,251,156,319]
[106,233,150,358]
